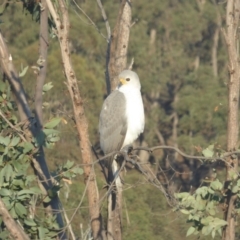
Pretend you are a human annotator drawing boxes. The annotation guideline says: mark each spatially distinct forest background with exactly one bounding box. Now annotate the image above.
[0,0,235,239]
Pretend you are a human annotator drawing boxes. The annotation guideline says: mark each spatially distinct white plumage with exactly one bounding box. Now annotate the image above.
[99,70,144,156]
[118,79,144,148]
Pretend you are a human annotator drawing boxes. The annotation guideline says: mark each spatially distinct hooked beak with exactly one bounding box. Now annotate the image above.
[119,78,127,85]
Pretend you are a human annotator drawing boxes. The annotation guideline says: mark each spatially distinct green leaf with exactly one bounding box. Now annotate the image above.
[9,207,17,219]
[24,218,37,227]
[10,137,20,147]
[202,225,212,236]
[42,129,59,136]
[38,226,49,239]
[196,186,208,197]
[186,226,195,237]
[0,230,9,239]
[71,167,84,175]
[211,230,216,239]
[2,197,11,210]
[19,65,29,77]
[232,185,239,193]
[0,188,11,197]
[201,216,214,225]
[3,146,8,156]
[43,196,51,203]
[210,179,223,191]
[174,192,190,199]
[15,202,27,217]
[213,218,227,227]
[29,187,42,194]
[217,228,222,236]
[180,209,189,214]
[44,117,61,129]
[202,145,214,158]
[49,136,60,142]
[43,82,53,92]
[0,136,10,146]
[18,189,37,196]
[64,160,75,169]
[0,169,5,187]
[208,208,216,216]
[23,142,34,153]
[7,102,13,110]
[4,164,13,182]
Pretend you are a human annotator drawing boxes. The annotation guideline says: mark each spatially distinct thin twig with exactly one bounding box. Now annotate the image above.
[96,0,111,41]
[72,0,107,40]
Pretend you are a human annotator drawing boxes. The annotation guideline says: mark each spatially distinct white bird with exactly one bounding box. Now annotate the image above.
[99,70,145,177]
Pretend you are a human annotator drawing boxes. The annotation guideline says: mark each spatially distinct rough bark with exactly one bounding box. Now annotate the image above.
[108,0,132,91]
[222,1,240,239]
[0,31,66,239]
[45,1,106,239]
[0,198,30,240]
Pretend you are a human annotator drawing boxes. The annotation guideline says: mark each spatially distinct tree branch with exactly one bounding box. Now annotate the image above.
[96,0,111,94]
[35,0,49,128]
[45,0,106,239]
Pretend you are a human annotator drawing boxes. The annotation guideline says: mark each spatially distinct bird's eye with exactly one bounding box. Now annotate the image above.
[126,78,130,81]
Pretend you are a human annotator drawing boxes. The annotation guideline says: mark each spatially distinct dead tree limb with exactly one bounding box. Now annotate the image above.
[35,0,49,128]
[45,0,106,239]
[108,0,132,91]
[96,0,111,94]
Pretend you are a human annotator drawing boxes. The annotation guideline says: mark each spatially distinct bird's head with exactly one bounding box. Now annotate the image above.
[117,70,141,90]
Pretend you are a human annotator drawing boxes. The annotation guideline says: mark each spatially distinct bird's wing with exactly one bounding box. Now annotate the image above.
[99,90,127,155]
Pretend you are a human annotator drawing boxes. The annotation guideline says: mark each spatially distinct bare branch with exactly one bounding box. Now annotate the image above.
[72,0,107,40]
[35,0,49,128]
[45,0,106,239]
[96,0,111,40]
[96,0,112,94]
[128,57,134,70]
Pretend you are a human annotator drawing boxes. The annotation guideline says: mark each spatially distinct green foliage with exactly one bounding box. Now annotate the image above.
[0,80,83,238]
[202,145,215,158]
[175,182,226,238]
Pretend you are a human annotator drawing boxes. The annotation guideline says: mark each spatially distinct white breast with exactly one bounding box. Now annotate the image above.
[120,89,145,148]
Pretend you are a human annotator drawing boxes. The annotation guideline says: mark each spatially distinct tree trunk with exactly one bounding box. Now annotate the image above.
[222,1,240,239]
[108,0,132,91]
